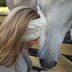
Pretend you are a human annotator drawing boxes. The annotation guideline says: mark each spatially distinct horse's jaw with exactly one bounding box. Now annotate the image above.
[38,26,67,69]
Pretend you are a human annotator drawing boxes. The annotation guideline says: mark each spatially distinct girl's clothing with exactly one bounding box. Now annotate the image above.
[0,49,32,72]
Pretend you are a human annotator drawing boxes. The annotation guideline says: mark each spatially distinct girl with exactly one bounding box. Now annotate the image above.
[0,6,46,72]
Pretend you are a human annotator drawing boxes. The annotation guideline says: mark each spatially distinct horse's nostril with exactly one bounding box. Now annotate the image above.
[40,59,44,63]
[53,62,57,67]
[40,59,48,68]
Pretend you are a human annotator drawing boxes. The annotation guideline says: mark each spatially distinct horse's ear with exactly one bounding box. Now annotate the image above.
[6,0,38,11]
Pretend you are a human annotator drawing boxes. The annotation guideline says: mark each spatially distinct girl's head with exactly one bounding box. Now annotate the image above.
[0,6,40,67]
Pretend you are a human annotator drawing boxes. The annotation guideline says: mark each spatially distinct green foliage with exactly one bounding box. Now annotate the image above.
[0,0,7,7]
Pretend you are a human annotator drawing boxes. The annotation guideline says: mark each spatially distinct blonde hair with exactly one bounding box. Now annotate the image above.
[0,6,39,67]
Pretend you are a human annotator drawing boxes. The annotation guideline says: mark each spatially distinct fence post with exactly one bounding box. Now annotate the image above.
[70,28,72,39]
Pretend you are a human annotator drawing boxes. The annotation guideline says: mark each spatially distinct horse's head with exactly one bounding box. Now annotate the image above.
[38,0,72,69]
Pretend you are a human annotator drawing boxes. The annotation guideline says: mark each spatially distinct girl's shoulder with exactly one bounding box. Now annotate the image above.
[0,65,21,72]
[0,66,15,72]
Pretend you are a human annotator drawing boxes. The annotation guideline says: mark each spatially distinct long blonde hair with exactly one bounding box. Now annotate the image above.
[0,6,39,67]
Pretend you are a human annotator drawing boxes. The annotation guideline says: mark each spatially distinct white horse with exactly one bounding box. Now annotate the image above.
[6,0,72,69]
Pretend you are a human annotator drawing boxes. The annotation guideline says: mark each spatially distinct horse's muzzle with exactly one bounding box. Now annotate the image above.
[40,59,57,69]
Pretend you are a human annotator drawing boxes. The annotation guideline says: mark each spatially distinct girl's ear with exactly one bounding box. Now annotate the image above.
[31,40,36,45]
[32,38,39,45]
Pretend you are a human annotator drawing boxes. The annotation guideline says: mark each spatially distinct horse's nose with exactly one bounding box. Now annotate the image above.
[40,59,57,69]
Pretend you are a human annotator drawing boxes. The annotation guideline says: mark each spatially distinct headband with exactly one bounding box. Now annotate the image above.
[21,6,46,41]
